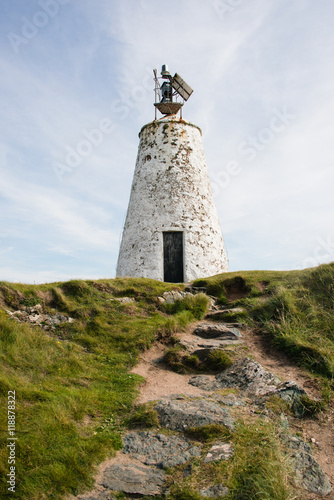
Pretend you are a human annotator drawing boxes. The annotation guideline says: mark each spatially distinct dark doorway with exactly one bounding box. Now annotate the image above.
[163,232,184,283]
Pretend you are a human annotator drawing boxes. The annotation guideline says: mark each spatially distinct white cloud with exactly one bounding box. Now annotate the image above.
[0,169,117,250]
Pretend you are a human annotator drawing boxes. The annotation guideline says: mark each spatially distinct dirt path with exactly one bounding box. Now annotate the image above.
[131,342,208,403]
[132,323,321,402]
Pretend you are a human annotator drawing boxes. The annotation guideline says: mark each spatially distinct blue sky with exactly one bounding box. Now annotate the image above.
[1,0,334,283]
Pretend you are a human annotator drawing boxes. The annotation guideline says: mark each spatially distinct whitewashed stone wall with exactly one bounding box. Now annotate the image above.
[116,116,228,281]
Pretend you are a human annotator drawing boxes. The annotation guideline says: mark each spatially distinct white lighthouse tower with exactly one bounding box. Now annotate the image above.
[116,65,228,283]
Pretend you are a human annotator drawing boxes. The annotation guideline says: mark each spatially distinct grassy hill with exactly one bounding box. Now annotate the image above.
[0,264,333,499]
[194,263,334,387]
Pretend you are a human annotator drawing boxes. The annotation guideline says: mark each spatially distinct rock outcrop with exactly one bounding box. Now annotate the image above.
[281,434,332,496]
[6,304,73,330]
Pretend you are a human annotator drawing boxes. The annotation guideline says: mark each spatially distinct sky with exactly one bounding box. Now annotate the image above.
[1,0,334,283]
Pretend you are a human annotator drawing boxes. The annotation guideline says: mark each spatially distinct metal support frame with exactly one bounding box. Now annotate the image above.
[153,69,185,120]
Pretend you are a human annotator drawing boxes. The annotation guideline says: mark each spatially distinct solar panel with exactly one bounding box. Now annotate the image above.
[171,73,194,101]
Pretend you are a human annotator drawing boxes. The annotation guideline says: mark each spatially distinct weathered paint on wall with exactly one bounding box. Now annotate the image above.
[116,116,228,282]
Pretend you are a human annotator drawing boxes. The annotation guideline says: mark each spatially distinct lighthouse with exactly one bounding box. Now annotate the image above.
[116,65,228,283]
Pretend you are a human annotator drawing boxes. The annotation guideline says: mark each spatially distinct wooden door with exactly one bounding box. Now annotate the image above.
[163,232,184,283]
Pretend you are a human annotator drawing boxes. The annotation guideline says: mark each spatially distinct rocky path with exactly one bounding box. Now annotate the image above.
[68,304,334,500]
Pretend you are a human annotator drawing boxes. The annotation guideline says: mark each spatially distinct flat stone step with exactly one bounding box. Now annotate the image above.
[179,337,243,354]
[123,431,201,468]
[193,322,243,340]
[101,463,165,496]
[155,396,235,431]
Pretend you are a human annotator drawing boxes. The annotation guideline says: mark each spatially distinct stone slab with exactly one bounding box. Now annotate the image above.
[102,463,165,496]
[155,396,235,431]
[123,431,201,468]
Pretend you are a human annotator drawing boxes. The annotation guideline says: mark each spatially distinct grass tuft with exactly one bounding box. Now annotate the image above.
[161,293,209,320]
[169,486,203,500]
[125,403,160,429]
[228,421,292,500]
[298,395,327,418]
[184,424,232,442]
[164,345,233,374]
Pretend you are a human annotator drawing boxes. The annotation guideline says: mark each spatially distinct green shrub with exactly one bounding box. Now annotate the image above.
[204,350,233,372]
[250,286,298,323]
[162,293,209,320]
[217,290,228,305]
[21,296,40,307]
[164,346,232,375]
[183,353,202,370]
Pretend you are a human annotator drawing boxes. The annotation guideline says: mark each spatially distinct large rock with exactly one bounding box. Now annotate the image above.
[123,431,201,468]
[190,359,314,419]
[214,358,280,396]
[190,358,280,397]
[101,463,165,496]
[157,291,193,304]
[189,375,218,391]
[112,297,135,304]
[281,434,332,496]
[180,337,242,356]
[193,322,242,340]
[155,396,235,431]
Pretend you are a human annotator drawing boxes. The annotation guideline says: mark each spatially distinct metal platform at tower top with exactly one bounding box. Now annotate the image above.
[153,65,193,119]
[154,102,183,115]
